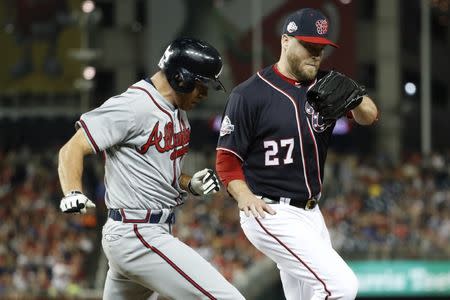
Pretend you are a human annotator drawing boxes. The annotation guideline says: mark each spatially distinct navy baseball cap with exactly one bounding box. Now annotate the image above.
[282,8,338,48]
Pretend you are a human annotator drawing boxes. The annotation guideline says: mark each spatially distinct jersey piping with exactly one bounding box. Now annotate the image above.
[78,119,100,153]
[256,71,313,198]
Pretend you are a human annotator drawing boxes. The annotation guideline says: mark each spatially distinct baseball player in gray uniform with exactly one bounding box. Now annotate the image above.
[58,37,245,300]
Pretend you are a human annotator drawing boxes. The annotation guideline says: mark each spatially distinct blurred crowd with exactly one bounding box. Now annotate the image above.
[322,150,450,259]
[0,147,449,298]
[0,148,97,298]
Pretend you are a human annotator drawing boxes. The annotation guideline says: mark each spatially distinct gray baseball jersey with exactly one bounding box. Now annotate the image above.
[77,79,244,300]
[77,79,189,209]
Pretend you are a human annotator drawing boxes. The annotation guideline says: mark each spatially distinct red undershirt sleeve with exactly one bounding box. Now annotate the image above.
[215,150,245,188]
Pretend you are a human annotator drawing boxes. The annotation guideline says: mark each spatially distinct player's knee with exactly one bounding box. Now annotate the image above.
[333,269,358,300]
[215,284,245,300]
[219,291,244,300]
[227,289,245,300]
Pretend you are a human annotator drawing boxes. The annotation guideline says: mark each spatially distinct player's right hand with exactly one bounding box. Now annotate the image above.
[237,195,276,219]
[60,191,96,214]
[189,168,220,195]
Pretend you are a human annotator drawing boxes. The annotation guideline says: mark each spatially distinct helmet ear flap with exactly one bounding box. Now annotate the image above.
[172,68,196,93]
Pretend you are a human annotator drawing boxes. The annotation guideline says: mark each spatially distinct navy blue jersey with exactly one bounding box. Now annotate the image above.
[217,65,336,201]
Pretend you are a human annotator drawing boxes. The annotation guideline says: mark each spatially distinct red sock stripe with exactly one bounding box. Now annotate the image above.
[255,218,331,300]
[133,225,216,300]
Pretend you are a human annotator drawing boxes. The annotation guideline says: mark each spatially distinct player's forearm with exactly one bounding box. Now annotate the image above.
[351,95,378,125]
[227,179,255,202]
[58,144,86,194]
[58,130,93,194]
[179,173,192,191]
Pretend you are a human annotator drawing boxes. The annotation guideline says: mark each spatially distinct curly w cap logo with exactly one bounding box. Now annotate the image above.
[286,21,298,33]
[315,19,328,35]
[219,115,234,137]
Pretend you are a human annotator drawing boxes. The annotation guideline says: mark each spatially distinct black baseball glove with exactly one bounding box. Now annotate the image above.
[306,70,367,122]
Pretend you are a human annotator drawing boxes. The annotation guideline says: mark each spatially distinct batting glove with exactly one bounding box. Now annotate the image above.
[188,168,220,196]
[60,191,96,214]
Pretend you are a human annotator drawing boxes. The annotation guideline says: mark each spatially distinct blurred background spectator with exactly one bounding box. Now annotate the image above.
[0,147,97,298]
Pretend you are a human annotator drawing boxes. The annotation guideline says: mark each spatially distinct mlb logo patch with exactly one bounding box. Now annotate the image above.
[220,116,234,137]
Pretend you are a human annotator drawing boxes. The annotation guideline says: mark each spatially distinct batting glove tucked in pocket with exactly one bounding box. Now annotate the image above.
[60,191,96,214]
[188,168,220,195]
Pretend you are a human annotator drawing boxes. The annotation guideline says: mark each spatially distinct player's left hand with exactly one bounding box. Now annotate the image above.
[306,70,366,123]
[237,195,276,219]
[188,168,220,195]
[60,191,96,214]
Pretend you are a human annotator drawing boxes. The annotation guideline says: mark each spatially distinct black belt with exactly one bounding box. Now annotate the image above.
[108,209,175,224]
[262,196,319,210]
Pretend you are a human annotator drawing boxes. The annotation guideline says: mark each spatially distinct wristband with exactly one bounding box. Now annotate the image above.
[65,190,83,197]
[188,181,200,196]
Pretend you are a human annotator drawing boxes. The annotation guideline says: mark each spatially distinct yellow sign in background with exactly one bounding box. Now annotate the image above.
[0,0,82,92]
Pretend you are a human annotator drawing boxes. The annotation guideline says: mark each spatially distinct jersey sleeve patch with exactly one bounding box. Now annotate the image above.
[219,115,235,137]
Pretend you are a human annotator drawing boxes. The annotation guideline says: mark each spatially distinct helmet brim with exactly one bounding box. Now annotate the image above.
[196,76,226,92]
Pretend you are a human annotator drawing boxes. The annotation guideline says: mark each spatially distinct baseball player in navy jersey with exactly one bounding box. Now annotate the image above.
[58,37,245,300]
[216,8,378,300]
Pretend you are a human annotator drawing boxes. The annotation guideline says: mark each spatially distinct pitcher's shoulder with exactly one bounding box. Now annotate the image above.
[231,66,274,100]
